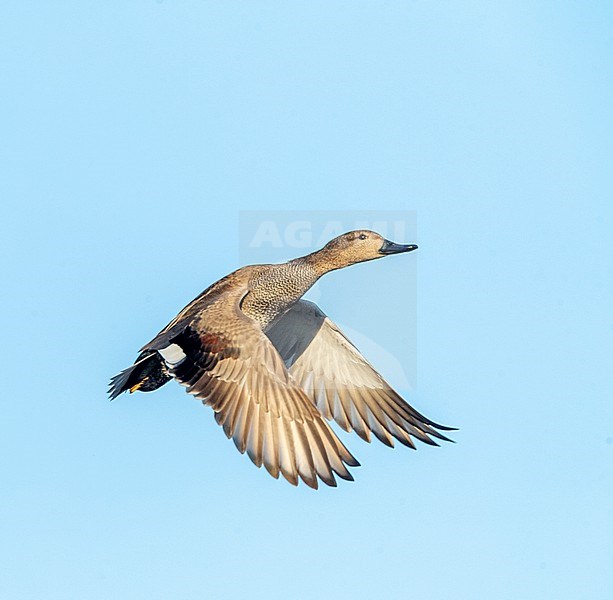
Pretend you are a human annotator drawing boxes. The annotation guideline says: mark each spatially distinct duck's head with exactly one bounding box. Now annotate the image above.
[312,230,418,272]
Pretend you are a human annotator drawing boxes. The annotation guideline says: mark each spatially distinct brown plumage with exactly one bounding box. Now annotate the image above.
[109,230,455,488]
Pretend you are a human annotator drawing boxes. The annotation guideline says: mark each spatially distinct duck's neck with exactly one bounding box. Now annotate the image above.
[245,249,351,330]
[292,246,349,278]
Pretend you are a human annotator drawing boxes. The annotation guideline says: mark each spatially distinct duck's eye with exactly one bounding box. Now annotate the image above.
[359,234,367,240]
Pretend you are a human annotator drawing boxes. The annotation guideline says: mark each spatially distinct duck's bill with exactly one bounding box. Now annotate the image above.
[379,240,418,255]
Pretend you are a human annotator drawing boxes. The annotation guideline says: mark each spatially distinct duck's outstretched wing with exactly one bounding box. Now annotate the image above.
[266,300,456,448]
[142,291,359,489]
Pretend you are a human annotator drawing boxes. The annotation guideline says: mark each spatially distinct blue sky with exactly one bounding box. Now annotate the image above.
[1,2,612,599]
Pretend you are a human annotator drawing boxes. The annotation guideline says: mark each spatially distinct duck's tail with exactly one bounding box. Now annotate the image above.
[108,350,171,400]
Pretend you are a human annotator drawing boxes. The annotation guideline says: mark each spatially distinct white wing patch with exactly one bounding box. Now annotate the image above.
[158,343,186,366]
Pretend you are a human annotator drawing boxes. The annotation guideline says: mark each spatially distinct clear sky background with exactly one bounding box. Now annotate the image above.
[1,2,611,599]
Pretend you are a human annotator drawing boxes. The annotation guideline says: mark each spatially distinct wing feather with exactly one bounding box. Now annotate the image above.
[143,290,358,489]
[266,300,455,449]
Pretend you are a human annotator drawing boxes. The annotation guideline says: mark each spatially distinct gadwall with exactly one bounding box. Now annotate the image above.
[109,230,454,488]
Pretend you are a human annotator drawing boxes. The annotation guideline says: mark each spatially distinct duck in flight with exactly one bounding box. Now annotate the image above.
[109,230,455,488]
